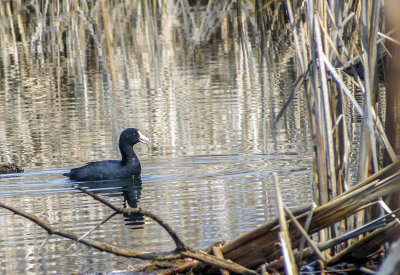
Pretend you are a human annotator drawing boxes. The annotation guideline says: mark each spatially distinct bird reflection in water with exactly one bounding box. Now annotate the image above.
[76,176,144,229]
[121,177,145,229]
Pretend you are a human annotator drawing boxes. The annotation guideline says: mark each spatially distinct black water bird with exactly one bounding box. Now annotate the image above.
[64,128,150,181]
[0,163,24,174]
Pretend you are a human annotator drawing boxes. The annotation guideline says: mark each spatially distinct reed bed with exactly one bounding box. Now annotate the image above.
[0,1,237,84]
[197,0,400,273]
[226,0,400,273]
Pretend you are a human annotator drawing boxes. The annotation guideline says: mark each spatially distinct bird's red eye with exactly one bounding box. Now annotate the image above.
[133,132,136,136]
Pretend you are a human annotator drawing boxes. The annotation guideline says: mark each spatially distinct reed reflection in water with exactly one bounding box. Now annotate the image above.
[0,2,312,274]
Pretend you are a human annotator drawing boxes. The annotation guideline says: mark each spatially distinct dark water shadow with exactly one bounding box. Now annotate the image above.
[75,177,144,229]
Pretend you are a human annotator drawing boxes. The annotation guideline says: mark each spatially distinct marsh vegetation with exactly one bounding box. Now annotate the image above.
[1,0,400,274]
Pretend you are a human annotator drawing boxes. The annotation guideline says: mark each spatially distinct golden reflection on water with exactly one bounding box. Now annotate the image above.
[0,3,311,274]
[0,6,307,169]
[0,39,307,168]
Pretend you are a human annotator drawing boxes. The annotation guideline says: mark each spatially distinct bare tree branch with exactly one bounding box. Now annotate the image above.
[0,187,258,275]
[75,185,187,250]
[67,211,119,251]
[0,201,181,260]
[75,186,258,274]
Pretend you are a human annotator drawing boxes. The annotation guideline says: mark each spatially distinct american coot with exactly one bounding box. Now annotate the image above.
[0,163,24,174]
[64,128,150,181]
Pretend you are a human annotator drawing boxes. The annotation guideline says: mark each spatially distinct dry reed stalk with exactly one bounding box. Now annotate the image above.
[274,173,298,274]
[266,207,400,270]
[303,0,329,207]
[304,1,336,251]
[286,0,306,71]
[283,205,326,263]
[218,161,400,268]
[358,0,379,183]
[328,220,398,265]
[284,3,400,257]
[290,0,398,212]
[298,202,315,264]
[314,15,337,200]
[383,0,400,234]
[212,246,230,275]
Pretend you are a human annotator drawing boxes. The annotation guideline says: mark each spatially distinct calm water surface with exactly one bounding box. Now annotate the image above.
[0,9,312,274]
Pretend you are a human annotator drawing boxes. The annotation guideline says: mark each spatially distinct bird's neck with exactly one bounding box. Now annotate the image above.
[119,144,138,164]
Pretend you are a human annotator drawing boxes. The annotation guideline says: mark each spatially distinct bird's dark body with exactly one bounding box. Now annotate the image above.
[0,163,24,174]
[65,159,141,181]
[64,128,149,181]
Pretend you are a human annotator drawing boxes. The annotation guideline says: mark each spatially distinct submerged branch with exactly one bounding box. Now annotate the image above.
[76,185,187,250]
[0,201,181,261]
[75,186,257,274]
[0,187,257,275]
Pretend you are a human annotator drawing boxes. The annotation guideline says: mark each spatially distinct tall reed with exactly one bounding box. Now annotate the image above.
[269,0,398,252]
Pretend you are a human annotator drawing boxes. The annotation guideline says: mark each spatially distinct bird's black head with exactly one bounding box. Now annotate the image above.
[119,128,150,147]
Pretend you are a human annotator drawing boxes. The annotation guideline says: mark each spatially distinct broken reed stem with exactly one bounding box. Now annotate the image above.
[274,173,298,275]
[378,200,400,224]
[40,234,52,247]
[298,203,315,265]
[212,246,230,275]
[266,209,397,270]
[78,211,118,241]
[219,162,400,267]
[283,205,327,263]
[328,220,398,265]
